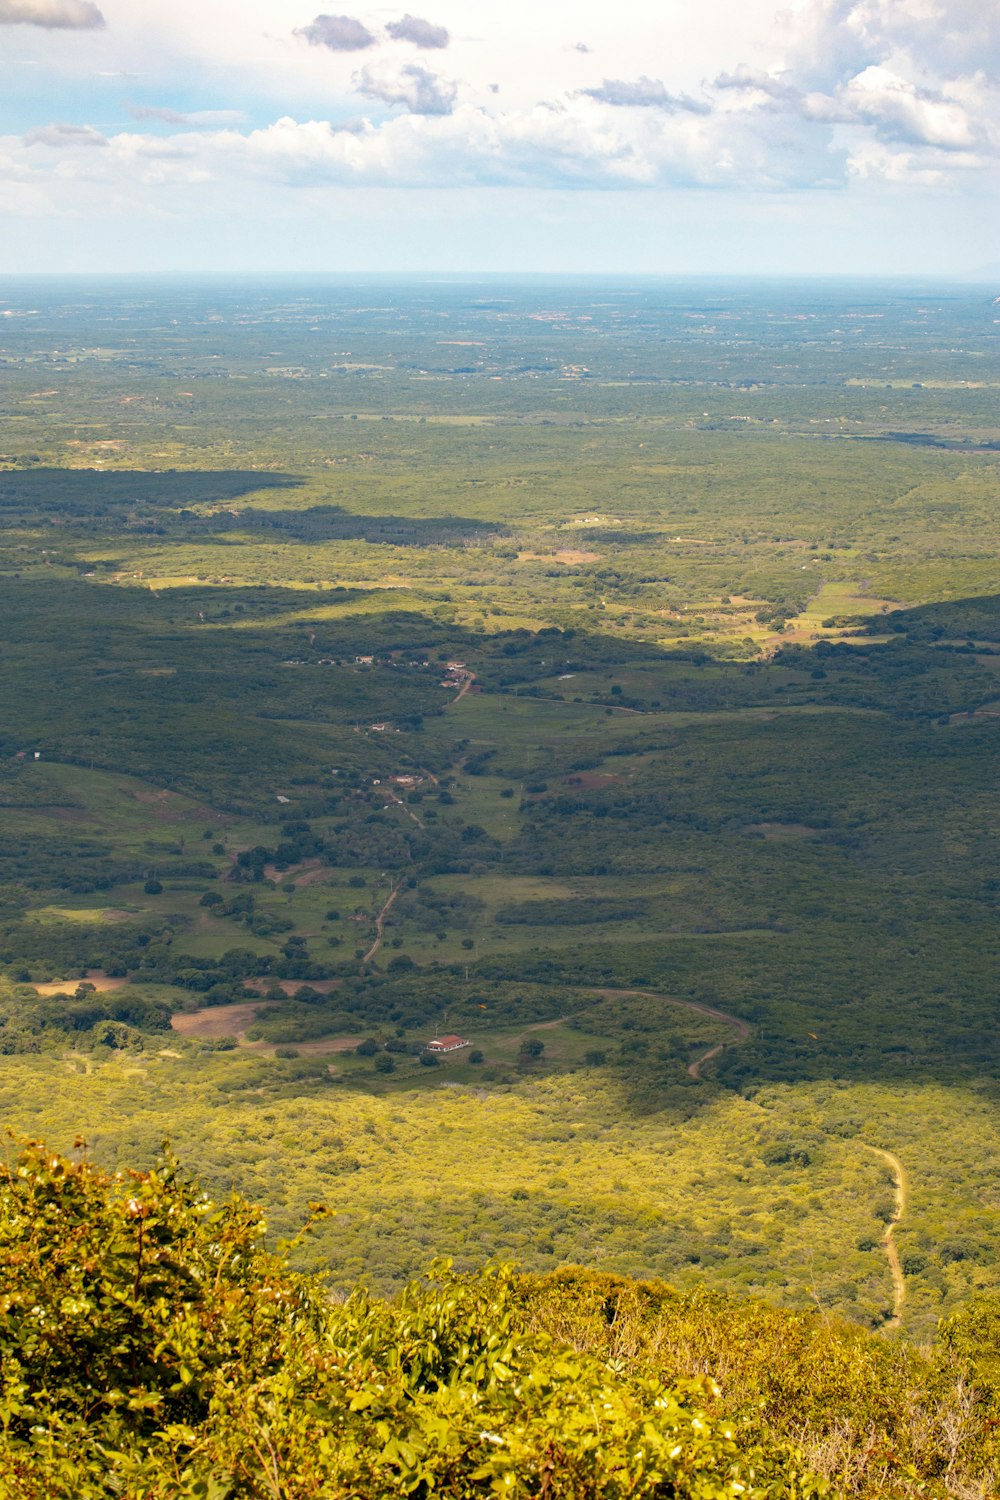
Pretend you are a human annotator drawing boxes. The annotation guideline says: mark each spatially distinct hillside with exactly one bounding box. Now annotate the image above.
[1,1140,997,1499]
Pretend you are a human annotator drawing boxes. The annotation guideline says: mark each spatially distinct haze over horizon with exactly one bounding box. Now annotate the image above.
[1,0,997,279]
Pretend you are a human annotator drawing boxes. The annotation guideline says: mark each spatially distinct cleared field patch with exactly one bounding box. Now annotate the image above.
[442,773,523,841]
[516,549,601,565]
[32,970,129,997]
[244,977,341,998]
[747,822,827,841]
[563,771,625,791]
[28,904,138,925]
[796,580,901,633]
[171,1001,266,1039]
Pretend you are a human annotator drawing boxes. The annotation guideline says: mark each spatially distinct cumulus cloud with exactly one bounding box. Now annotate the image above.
[714,0,999,176]
[295,13,375,51]
[7,0,999,203]
[356,62,457,115]
[843,65,977,150]
[385,14,449,49]
[10,97,845,196]
[23,121,107,146]
[0,0,103,26]
[583,77,711,114]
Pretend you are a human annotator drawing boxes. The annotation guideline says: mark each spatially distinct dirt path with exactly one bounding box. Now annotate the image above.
[686,1041,727,1079]
[382,787,424,828]
[584,986,752,1078]
[452,671,475,703]
[563,982,911,1328]
[362,882,403,966]
[862,1145,908,1328]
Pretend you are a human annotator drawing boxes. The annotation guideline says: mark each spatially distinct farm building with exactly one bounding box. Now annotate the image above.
[427,1034,471,1054]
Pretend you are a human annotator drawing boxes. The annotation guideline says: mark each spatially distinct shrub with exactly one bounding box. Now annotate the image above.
[0,1143,830,1499]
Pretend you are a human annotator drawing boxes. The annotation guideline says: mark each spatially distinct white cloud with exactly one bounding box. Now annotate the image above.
[3,96,843,195]
[0,184,53,216]
[1,0,998,215]
[23,121,108,146]
[356,61,457,115]
[714,0,1000,179]
[582,77,711,113]
[842,65,977,150]
[0,0,103,25]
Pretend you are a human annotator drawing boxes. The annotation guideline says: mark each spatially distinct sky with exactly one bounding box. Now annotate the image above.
[0,0,997,276]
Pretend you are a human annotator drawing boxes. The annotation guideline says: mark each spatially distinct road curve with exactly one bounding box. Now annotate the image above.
[584,986,752,1079]
[576,985,910,1329]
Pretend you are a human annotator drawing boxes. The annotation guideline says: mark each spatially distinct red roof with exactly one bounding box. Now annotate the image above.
[428,1034,468,1048]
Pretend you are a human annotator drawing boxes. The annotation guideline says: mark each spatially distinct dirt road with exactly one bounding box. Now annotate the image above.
[382,787,424,828]
[862,1145,908,1327]
[584,986,753,1078]
[575,983,911,1328]
[362,882,403,966]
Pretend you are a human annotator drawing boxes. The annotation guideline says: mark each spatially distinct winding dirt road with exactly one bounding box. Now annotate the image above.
[862,1145,908,1327]
[580,984,909,1328]
[584,986,753,1078]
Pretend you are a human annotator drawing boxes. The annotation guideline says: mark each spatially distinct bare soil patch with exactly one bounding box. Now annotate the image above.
[32,970,128,998]
[129,787,190,821]
[517,549,601,565]
[262,857,327,885]
[171,1001,267,1039]
[563,772,624,791]
[244,1035,363,1057]
[747,822,824,840]
[243,977,341,997]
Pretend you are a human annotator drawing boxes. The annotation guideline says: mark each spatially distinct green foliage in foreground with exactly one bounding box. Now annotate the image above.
[0,1142,998,1499]
[0,1143,825,1500]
